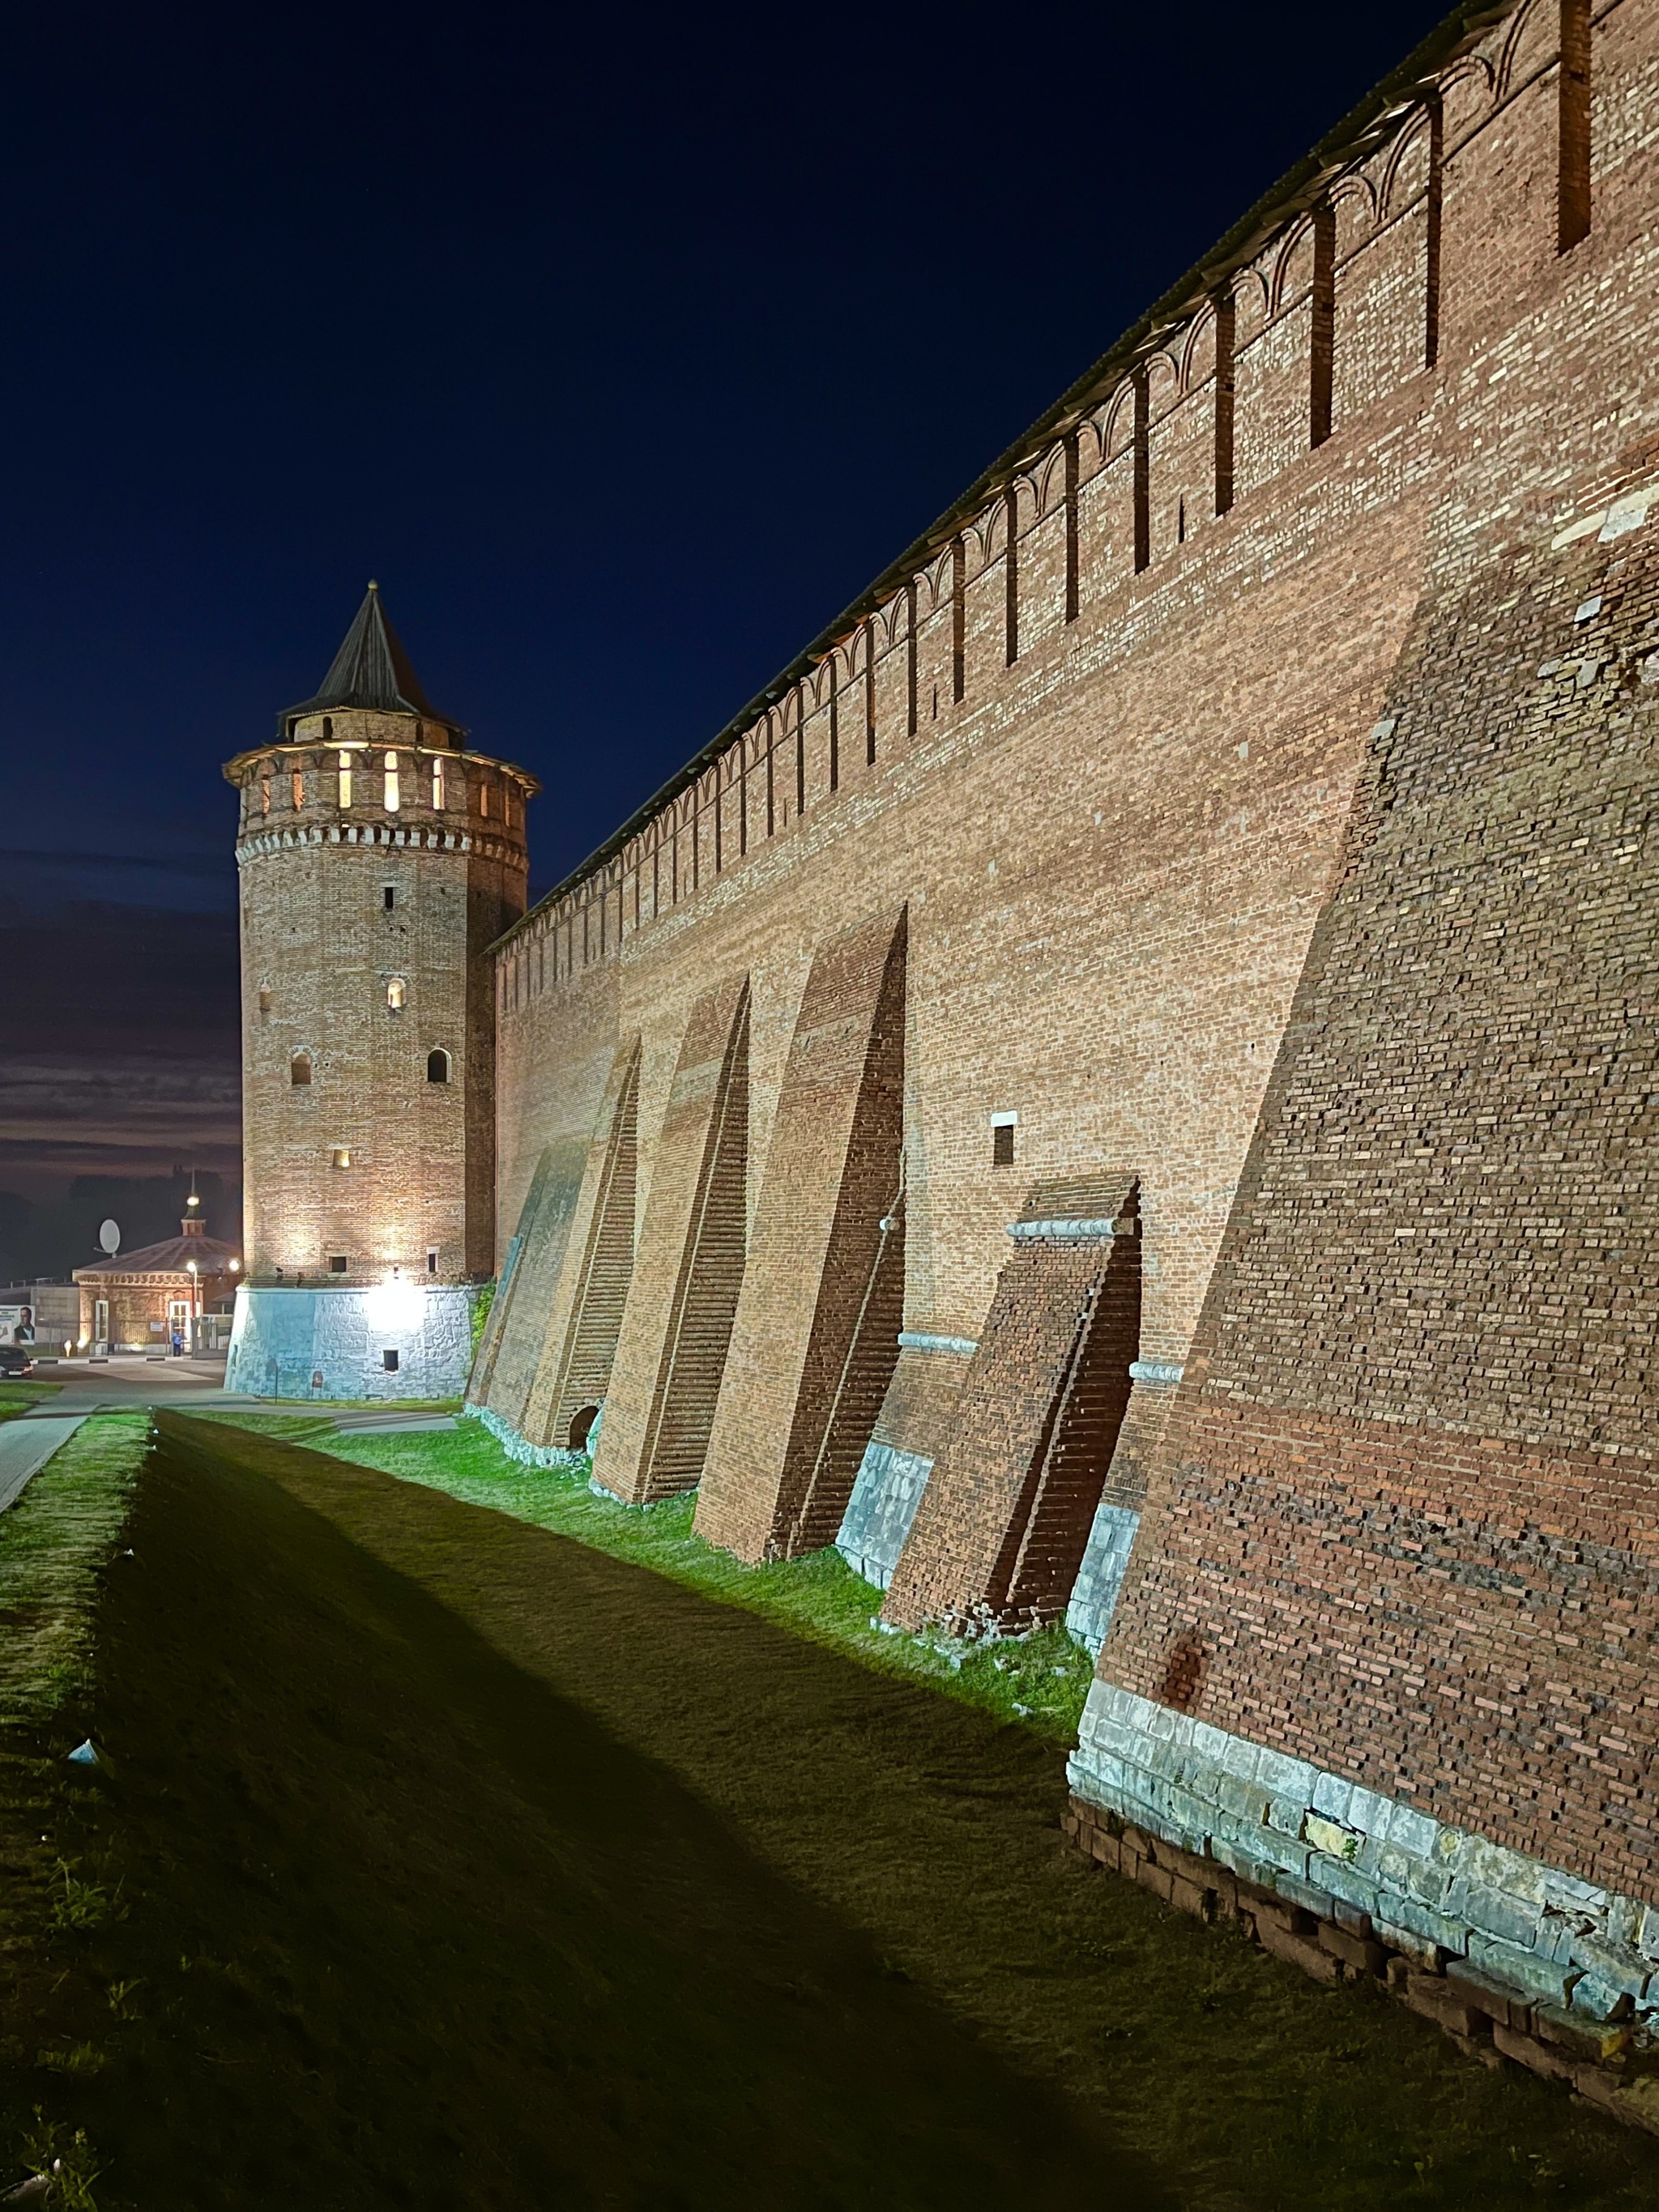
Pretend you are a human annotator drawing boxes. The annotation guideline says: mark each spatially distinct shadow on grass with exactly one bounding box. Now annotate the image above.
[33,1416,1156,2211]
[16,1413,1659,2211]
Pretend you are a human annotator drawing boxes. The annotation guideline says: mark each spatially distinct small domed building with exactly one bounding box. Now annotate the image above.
[220,585,536,1399]
[73,1199,241,1353]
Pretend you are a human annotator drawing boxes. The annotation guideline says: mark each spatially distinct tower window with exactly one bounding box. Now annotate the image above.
[480,782,490,820]
[322,715,333,742]
[331,1147,352,1170]
[292,769,305,809]
[382,1348,400,1373]
[433,758,446,809]
[991,1110,1017,1167]
[258,987,272,1016]
[384,752,401,812]
[386,977,407,1012]
[383,885,395,910]
[426,1247,438,1274]
[426,1046,450,1083]
[338,749,353,808]
[290,1052,313,1086]
[259,776,271,816]
[329,1254,348,1273]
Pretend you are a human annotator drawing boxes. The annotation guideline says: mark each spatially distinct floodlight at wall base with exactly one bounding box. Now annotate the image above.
[366,1276,425,1332]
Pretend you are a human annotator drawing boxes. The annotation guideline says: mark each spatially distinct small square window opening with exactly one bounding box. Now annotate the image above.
[328,1255,348,1274]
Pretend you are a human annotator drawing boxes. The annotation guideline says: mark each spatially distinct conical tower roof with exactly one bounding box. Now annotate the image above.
[279,582,458,733]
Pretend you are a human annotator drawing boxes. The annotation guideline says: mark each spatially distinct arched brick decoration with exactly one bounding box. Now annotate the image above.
[592,978,751,1504]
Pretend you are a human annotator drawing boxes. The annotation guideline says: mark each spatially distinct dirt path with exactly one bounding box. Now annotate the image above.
[28,1416,1659,2209]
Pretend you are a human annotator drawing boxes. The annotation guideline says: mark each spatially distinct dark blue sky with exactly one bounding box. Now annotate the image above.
[0,0,1452,1223]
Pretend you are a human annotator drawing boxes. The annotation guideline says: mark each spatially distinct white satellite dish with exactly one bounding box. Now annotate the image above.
[98,1219,121,1255]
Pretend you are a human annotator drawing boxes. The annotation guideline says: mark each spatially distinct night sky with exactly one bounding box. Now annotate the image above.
[0,0,1450,1268]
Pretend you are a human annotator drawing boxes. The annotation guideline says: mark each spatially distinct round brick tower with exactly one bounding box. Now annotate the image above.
[221,584,536,1396]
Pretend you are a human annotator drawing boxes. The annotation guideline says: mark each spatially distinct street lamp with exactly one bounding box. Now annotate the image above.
[186,1259,199,1353]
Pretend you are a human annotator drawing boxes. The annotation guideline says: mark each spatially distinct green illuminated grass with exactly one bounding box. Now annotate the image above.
[196,1408,1096,1741]
[0,1381,63,1423]
[0,1414,147,1723]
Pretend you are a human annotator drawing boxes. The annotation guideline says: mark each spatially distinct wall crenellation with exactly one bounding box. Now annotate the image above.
[497,2,1576,1003]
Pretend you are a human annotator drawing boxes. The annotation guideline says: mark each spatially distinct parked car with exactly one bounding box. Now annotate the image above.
[0,1344,36,1378]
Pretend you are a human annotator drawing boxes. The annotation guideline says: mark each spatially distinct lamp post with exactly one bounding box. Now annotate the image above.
[186,1259,198,1355]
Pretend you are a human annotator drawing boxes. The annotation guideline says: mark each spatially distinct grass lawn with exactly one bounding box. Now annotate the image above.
[0,1414,148,1724]
[5,1413,1657,2207]
[195,1406,1097,1741]
[0,1381,64,1424]
[0,1414,150,2206]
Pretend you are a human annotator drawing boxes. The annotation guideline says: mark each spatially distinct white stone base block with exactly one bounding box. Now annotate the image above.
[225,1285,476,1402]
[1070,1680,1659,2031]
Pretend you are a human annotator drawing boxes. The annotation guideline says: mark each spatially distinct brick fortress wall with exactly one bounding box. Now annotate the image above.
[476,0,1659,2038]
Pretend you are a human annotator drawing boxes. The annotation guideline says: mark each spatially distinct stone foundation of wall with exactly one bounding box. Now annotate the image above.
[1062,1785,1659,2139]
[226,1285,475,1401]
[1071,1681,1659,2037]
[835,1444,933,1589]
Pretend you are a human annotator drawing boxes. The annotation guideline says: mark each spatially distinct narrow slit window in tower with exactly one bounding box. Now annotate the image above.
[386,977,407,1013]
[383,752,400,812]
[258,987,272,1017]
[992,1110,1017,1166]
[426,1247,438,1275]
[337,750,353,808]
[292,769,305,809]
[383,885,395,910]
[259,776,271,816]
[433,757,446,809]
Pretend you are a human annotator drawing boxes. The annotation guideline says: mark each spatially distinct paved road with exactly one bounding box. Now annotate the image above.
[13,1353,254,1418]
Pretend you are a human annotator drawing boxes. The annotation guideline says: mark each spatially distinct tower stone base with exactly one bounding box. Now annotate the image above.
[225,1285,475,1401]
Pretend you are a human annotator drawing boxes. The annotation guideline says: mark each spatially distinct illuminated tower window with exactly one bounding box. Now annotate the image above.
[292,769,305,808]
[384,752,401,812]
[260,776,271,816]
[331,1147,352,1170]
[432,757,446,809]
[480,782,490,820]
[338,750,353,808]
[386,976,407,1012]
